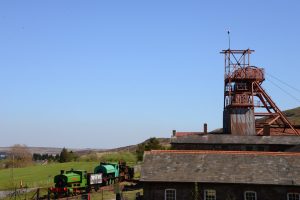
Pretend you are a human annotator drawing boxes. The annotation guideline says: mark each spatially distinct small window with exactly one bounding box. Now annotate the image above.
[244,191,257,200]
[246,146,253,151]
[258,146,265,151]
[165,189,176,200]
[204,189,216,200]
[288,193,300,200]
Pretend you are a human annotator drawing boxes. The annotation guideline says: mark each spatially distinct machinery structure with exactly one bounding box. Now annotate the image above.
[221,49,298,135]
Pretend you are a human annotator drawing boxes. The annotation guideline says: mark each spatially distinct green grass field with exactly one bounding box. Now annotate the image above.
[0,150,141,199]
[0,161,98,190]
[0,151,139,190]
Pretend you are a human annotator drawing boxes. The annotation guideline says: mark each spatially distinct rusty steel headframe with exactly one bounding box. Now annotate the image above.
[221,49,299,135]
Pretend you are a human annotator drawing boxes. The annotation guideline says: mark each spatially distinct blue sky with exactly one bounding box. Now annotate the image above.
[1,1,300,148]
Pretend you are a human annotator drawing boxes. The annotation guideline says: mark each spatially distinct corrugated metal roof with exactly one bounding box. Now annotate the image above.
[141,150,300,185]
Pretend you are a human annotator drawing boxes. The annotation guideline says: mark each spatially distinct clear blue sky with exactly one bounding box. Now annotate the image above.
[1,1,300,148]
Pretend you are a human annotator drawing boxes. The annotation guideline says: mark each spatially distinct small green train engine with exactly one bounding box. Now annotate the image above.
[94,161,134,185]
[49,169,102,197]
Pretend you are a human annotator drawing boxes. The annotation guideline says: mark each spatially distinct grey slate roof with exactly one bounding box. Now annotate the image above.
[171,134,300,145]
[141,150,300,186]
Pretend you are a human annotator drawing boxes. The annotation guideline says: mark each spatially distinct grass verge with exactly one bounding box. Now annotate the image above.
[0,161,97,190]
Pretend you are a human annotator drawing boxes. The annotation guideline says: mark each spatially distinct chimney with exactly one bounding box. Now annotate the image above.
[204,123,208,134]
[172,130,176,137]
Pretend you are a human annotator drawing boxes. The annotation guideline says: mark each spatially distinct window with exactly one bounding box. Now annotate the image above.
[288,193,300,200]
[258,146,265,151]
[244,191,257,200]
[165,189,176,200]
[246,146,253,151]
[204,189,216,200]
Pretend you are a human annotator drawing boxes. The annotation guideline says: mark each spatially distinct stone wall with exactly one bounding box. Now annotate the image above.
[143,182,300,200]
[171,143,294,152]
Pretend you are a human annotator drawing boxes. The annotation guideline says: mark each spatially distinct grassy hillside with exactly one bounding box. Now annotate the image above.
[104,138,170,153]
[0,162,97,190]
[284,107,300,126]
[247,107,300,127]
[79,151,137,165]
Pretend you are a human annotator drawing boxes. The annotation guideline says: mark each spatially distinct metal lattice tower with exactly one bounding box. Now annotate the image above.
[221,49,299,135]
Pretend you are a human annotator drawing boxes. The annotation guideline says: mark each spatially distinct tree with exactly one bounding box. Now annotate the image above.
[7,144,33,168]
[136,137,164,161]
[59,148,69,162]
[69,151,79,161]
[136,144,145,161]
[144,137,163,151]
[59,148,78,162]
[41,154,49,160]
[33,153,58,162]
[33,153,41,161]
[55,154,60,161]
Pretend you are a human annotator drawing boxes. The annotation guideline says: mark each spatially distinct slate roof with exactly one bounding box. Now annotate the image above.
[140,150,300,186]
[171,134,300,145]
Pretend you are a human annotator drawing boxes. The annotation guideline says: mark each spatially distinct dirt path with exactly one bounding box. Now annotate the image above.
[0,188,36,199]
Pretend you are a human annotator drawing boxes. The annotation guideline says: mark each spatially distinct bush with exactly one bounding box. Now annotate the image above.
[136,137,164,161]
[6,144,33,168]
[100,152,137,165]
[59,148,78,163]
[79,152,99,162]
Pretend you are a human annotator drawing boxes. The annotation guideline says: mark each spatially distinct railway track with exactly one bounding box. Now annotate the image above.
[37,182,141,200]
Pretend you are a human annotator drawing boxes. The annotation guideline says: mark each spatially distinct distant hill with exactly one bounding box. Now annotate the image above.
[255,106,300,127]
[75,138,170,155]
[103,137,171,153]
[0,146,104,155]
[284,107,300,126]
[0,138,170,156]
[0,146,63,155]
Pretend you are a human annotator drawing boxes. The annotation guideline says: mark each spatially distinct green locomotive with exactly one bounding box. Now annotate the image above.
[49,169,102,197]
[49,161,134,197]
[94,161,134,185]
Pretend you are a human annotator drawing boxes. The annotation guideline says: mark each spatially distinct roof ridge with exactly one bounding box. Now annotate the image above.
[148,150,300,156]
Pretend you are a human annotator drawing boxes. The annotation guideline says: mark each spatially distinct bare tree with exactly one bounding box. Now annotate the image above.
[7,144,33,168]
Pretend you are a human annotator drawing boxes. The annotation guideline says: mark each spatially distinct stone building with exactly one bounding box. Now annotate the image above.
[141,150,300,200]
[171,134,300,152]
